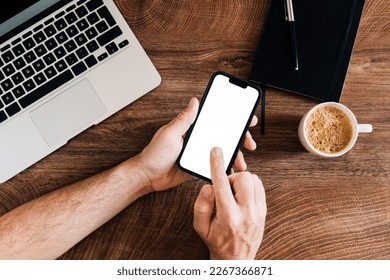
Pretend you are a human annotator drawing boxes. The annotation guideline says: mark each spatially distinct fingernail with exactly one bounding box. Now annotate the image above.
[202,186,214,199]
[212,147,222,157]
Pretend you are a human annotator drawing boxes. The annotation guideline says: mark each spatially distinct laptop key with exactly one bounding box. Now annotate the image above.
[87,12,99,25]
[33,31,46,44]
[33,59,45,72]
[0,44,10,52]
[85,26,98,40]
[118,40,129,48]
[23,79,36,92]
[97,26,122,47]
[23,79,36,91]
[11,73,24,85]
[13,57,26,70]
[11,38,22,46]
[22,31,33,39]
[55,59,67,72]
[22,66,35,79]
[13,86,26,98]
[19,70,74,109]
[44,17,55,26]
[66,25,79,38]
[12,44,25,57]
[5,102,21,117]
[86,0,104,12]
[65,53,78,66]
[23,38,36,50]
[0,110,7,123]
[43,53,56,66]
[54,46,66,59]
[54,18,67,31]
[55,11,66,19]
[72,61,87,76]
[24,51,37,63]
[34,73,47,85]
[76,6,88,18]
[33,24,44,32]
[44,25,57,37]
[44,66,57,79]
[85,55,97,68]
[86,40,99,52]
[66,4,76,12]
[77,0,88,5]
[34,44,48,57]
[64,40,77,52]
[96,20,108,33]
[2,93,15,105]
[2,51,14,63]
[3,64,16,76]
[97,6,116,27]
[45,38,58,50]
[76,19,89,31]
[106,42,118,55]
[1,79,14,92]
[97,53,108,61]
[56,31,69,44]
[65,12,78,25]
[75,33,88,46]
[76,46,88,59]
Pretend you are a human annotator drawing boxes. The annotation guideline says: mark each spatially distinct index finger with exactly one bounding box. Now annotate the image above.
[210,147,236,210]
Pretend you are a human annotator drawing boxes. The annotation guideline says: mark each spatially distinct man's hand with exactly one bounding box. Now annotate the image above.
[193,147,267,260]
[136,98,258,192]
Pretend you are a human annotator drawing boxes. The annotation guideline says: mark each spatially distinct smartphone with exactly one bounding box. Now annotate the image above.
[177,72,261,182]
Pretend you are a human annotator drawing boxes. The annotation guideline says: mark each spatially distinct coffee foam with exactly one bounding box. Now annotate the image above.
[305,106,353,154]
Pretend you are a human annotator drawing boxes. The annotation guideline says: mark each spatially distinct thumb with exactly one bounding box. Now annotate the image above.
[193,185,215,239]
[166,97,199,136]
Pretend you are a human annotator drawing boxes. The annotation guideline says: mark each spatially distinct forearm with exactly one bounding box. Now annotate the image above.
[0,156,150,259]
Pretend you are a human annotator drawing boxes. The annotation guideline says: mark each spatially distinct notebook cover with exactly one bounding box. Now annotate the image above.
[249,0,365,101]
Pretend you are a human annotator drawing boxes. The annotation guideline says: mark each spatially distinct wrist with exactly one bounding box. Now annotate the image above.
[114,155,154,198]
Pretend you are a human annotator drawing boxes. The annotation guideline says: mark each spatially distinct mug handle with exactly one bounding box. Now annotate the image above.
[358,124,373,133]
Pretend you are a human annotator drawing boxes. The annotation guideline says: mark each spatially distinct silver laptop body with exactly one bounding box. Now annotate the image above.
[0,0,161,183]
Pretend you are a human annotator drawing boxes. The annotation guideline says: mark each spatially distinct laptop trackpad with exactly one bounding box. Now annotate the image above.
[30,79,107,147]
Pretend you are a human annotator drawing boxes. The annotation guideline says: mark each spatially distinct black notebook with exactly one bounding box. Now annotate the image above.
[249,0,365,101]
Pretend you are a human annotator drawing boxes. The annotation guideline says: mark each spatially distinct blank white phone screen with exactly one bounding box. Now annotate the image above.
[179,74,259,180]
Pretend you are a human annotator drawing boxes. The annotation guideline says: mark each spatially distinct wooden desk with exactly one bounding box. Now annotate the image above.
[1,0,389,259]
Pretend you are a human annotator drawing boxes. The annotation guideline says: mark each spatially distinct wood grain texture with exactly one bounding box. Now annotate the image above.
[0,0,389,259]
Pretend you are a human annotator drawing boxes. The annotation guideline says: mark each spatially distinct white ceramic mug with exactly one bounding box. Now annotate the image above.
[298,102,372,157]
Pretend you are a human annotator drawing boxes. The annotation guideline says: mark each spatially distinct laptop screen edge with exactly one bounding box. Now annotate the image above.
[0,0,72,44]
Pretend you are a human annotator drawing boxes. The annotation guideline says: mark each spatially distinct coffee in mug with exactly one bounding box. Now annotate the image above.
[298,102,372,157]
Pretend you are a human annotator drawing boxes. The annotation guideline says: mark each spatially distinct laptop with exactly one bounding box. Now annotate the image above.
[0,0,161,183]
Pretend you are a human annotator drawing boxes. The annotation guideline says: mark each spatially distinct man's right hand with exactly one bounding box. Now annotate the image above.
[193,147,267,260]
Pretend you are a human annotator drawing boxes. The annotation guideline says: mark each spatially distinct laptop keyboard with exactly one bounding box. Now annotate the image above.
[0,0,129,124]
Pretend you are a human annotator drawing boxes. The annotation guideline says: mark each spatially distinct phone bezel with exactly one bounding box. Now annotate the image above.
[177,71,262,182]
